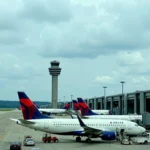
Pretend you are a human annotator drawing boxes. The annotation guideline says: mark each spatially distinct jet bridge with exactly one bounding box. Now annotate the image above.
[142,112,150,130]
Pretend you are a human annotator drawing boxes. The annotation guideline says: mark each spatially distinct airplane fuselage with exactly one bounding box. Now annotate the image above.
[80,115,142,121]
[69,110,110,115]
[92,110,110,115]
[39,109,67,114]
[16,118,145,136]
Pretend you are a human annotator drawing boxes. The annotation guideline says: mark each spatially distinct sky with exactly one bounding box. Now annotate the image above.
[0,0,150,102]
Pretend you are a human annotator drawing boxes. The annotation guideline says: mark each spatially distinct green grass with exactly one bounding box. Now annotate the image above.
[0,108,15,111]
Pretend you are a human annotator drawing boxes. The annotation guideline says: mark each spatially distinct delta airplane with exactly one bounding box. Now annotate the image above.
[38,102,70,115]
[68,102,112,115]
[72,99,142,121]
[70,108,112,115]
[10,92,145,143]
[18,100,70,116]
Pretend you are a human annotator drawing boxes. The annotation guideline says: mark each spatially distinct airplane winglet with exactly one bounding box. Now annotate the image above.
[69,113,74,119]
[77,114,86,127]
[66,111,75,119]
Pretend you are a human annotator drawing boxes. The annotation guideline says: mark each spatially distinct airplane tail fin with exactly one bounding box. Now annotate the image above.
[72,100,82,110]
[33,102,40,109]
[17,91,53,120]
[63,102,70,110]
[109,110,113,115]
[77,98,99,116]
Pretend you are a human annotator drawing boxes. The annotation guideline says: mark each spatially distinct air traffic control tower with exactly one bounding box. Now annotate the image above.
[49,61,61,108]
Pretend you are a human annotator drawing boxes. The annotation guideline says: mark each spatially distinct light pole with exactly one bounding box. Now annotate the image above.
[64,96,65,106]
[103,86,107,109]
[120,81,125,115]
[71,95,73,100]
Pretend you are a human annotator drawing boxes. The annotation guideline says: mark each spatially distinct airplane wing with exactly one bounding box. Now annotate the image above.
[10,118,35,124]
[76,115,107,135]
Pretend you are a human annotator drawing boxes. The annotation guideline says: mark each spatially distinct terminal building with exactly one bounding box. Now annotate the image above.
[41,90,150,115]
[81,90,150,115]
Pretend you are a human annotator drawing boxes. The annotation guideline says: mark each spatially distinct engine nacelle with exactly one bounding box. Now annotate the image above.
[101,131,116,140]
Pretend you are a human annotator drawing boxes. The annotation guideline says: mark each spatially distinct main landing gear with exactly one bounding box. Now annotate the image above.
[76,137,92,143]
[76,137,81,142]
[85,138,91,143]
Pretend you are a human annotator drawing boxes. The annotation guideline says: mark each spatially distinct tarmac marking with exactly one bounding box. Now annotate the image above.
[0,130,8,142]
[111,143,121,149]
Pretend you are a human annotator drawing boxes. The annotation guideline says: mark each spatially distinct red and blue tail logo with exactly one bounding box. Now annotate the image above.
[72,100,82,110]
[17,91,53,120]
[33,102,40,109]
[63,102,70,109]
[77,98,99,116]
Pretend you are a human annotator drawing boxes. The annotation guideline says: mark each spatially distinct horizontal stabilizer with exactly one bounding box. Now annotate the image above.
[19,119,35,124]
[10,118,35,124]
[10,118,19,122]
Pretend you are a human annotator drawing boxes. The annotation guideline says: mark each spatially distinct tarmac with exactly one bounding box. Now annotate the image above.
[0,110,149,150]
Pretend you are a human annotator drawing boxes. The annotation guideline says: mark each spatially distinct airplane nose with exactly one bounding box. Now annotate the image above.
[141,127,146,133]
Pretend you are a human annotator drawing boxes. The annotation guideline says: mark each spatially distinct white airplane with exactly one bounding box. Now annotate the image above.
[71,100,113,115]
[18,102,70,116]
[10,92,146,143]
[69,109,112,115]
[73,99,142,121]
[38,102,70,115]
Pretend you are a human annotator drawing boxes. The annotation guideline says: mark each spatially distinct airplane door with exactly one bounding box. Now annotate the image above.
[44,121,49,130]
[116,127,120,133]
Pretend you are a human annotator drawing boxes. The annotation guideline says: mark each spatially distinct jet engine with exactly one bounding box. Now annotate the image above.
[101,131,116,140]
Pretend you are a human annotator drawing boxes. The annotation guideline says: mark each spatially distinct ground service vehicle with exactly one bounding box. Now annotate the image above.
[10,141,22,150]
[131,132,150,144]
[121,139,133,145]
[42,133,59,143]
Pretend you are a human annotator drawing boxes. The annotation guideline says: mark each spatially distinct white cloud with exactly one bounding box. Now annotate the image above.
[38,0,150,58]
[132,76,149,84]
[20,0,72,23]
[0,53,42,80]
[117,51,144,66]
[93,76,113,84]
[0,0,150,101]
